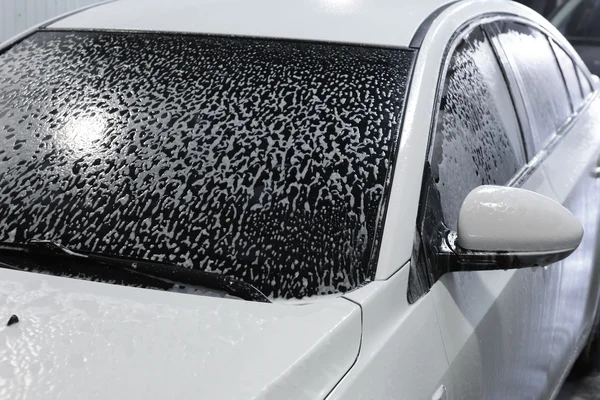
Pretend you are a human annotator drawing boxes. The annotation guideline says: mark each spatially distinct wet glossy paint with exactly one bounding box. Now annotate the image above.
[48,0,458,48]
[457,185,582,252]
[431,161,568,397]
[541,98,600,395]
[433,97,600,398]
[327,264,449,400]
[0,268,361,400]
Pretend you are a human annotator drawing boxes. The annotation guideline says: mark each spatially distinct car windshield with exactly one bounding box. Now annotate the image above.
[0,31,414,299]
[552,0,600,40]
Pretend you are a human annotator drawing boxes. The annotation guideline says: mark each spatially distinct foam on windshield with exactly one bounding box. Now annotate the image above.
[0,31,413,298]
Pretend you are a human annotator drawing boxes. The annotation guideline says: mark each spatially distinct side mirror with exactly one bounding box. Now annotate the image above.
[441,185,583,272]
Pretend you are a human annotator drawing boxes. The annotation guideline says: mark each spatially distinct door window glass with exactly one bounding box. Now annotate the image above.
[551,40,584,110]
[493,22,572,150]
[430,27,526,231]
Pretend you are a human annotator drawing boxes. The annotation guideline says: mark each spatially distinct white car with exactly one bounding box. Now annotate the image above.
[0,0,598,399]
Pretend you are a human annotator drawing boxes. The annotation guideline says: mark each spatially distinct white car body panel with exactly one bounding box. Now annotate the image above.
[431,119,600,397]
[432,101,600,394]
[0,0,114,50]
[327,265,449,400]
[0,268,361,400]
[49,0,456,47]
[543,100,600,204]
[456,185,583,252]
[542,98,600,396]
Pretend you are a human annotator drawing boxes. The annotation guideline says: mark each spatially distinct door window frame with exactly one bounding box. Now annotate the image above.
[408,14,598,303]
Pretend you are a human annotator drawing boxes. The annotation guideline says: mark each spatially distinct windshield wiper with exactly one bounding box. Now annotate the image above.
[0,240,270,303]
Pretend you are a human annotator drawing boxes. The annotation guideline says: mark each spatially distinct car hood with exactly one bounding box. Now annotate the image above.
[0,269,361,400]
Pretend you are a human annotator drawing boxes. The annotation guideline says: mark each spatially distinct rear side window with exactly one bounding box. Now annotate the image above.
[577,66,594,97]
[429,27,525,231]
[551,40,584,110]
[492,22,571,150]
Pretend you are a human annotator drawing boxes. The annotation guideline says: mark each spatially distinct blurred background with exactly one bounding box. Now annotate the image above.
[533,0,600,76]
[517,0,568,16]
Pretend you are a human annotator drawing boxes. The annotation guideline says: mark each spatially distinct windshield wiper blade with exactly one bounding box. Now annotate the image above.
[0,240,270,303]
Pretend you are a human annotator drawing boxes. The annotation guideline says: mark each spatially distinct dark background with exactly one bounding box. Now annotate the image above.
[515,0,567,16]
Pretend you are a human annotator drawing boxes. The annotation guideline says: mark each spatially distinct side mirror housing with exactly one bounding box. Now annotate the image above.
[442,186,583,272]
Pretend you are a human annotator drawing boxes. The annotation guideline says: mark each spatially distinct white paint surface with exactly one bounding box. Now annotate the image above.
[49,0,457,47]
[353,1,600,399]
[457,185,583,252]
[0,268,361,400]
[329,264,449,400]
[0,0,103,44]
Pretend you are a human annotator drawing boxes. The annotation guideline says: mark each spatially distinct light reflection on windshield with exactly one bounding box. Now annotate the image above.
[0,31,414,299]
[59,114,107,153]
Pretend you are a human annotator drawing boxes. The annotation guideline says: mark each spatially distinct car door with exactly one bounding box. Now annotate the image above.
[490,20,600,390]
[486,20,600,393]
[410,22,549,398]
[409,18,600,399]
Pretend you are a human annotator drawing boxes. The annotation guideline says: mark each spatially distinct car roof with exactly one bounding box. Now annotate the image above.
[48,0,458,48]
